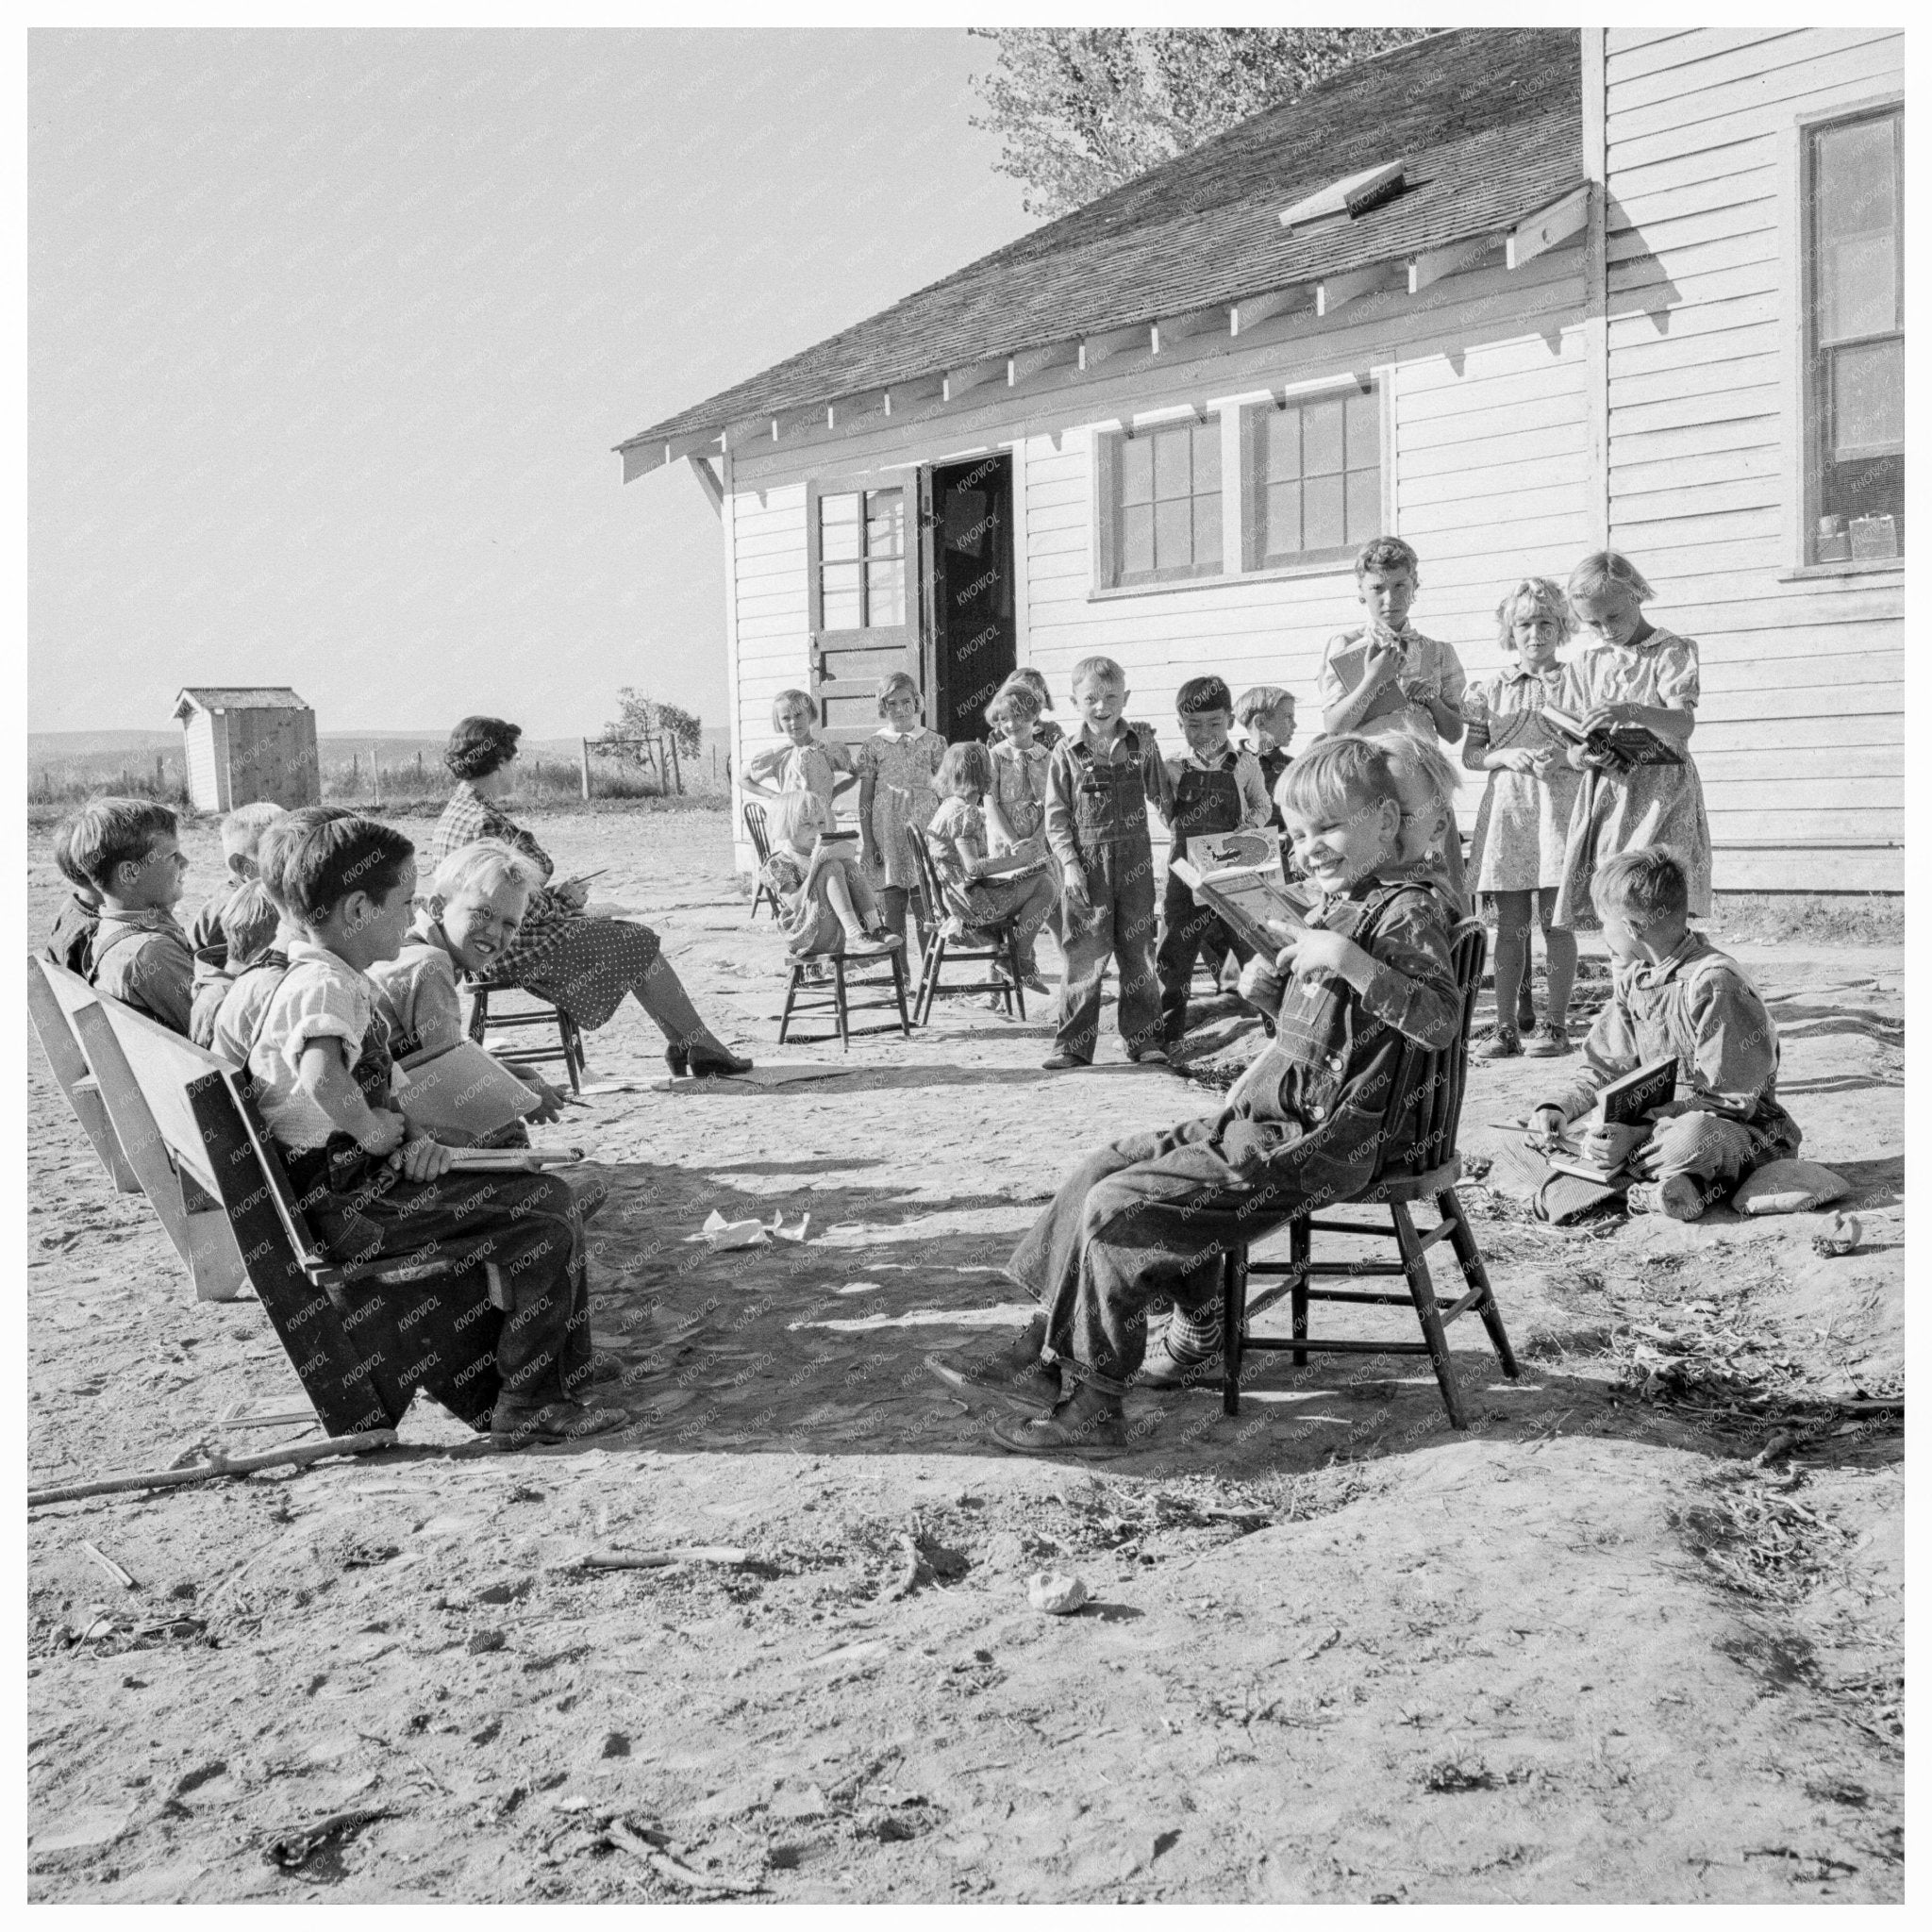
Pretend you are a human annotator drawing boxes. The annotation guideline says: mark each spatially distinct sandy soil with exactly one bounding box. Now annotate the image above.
[26,809,1903,1902]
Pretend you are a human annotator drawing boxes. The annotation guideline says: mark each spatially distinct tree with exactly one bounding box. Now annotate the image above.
[968,27,1436,219]
[598,688,702,760]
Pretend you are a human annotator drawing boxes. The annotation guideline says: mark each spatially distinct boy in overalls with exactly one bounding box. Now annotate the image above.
[1155,674,1274,1056]
[1041,655,1170,1070]
[928,738,1461,1446]
[243,807,625,1447]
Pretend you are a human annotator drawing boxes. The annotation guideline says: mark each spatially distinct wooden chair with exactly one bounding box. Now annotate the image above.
[31,960,508,1435]
[742,801,780,922]
[1217,919,1520,1429]
[465,984,586,1093]
[905,826,1028,1027]
[776,945,912,1050]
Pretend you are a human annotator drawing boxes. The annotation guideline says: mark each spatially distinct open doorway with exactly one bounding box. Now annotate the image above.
[923,454,1016,743]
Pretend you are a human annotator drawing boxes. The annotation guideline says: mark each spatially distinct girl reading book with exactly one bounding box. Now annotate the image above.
[924,741,1057,994]
[762,791,900,959]
[1552,551,1712,932]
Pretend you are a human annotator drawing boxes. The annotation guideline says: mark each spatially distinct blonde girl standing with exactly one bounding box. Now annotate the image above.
[853,671,946,950]
[1461,577,1583,1058]
[741,690,857,814]
[1554,552,1712,930]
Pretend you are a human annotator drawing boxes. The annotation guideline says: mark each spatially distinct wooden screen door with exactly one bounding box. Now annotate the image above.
[807,472,922,752]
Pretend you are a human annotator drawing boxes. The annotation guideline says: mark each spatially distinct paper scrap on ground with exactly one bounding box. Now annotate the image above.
[690,1210,768,1250]
[768,1211,810,1243]
[581,1078,653,1096]
[660,1063,860,1091]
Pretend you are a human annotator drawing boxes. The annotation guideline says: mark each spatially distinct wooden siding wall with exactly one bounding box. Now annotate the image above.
[183,714,221,814]
[722,250,1593,866]
[1604,26,1905,892]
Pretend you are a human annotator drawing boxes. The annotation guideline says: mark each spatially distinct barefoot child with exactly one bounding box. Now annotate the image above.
[741,690,858,815]
[1154,675,1273,1056]
[1318,537,1466,751]
[762,790,901,958]
[927,738,1460,1446]
[364,840,567,1135]
[69,797,195,1034]
[245,806,624,1446]
[1041,657,1170,1069]
[924,741,1057,993]
[1462,577,1582,1058]
[854,672,945,952]
[43,814,102,974]
[1553,551,1713,931]
[1526,847,1798,1220]
[190,880,285,1048]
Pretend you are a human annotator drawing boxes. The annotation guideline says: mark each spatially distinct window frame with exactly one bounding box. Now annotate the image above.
[1091,412,1226,591]
[1238,379,1387,573]
[1780,89,1906,581]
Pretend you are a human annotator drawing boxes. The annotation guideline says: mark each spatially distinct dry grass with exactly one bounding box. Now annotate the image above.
[1707,891,1903,949]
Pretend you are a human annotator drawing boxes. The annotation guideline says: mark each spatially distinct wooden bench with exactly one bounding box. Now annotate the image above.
[28,957,507,1438]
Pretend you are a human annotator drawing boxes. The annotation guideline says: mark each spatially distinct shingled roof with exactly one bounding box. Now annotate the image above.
[619,27,1582,458]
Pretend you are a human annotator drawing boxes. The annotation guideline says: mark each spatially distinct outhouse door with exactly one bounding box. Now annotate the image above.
[806,472,921,753]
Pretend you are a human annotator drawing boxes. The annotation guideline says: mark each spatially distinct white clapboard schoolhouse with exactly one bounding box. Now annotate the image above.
[618,26,1902,892]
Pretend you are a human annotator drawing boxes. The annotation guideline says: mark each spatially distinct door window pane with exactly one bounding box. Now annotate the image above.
[821,563,862,631]
[819,491,860,561]
[865,491,904,559]
[1247,387,1383,567]
[865,559,904,627]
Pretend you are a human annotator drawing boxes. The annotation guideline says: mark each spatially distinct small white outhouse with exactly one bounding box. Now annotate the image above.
[173,687,321,813]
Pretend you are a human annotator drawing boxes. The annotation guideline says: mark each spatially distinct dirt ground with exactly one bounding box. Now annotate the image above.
[25,808,1904,1903]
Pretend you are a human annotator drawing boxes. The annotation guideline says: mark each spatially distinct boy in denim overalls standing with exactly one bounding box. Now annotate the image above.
[1041,655,1170,1070]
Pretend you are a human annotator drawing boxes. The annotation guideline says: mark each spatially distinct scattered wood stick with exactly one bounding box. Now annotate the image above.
[28,1431,398,1508]
[559,1545,751,1571]
[605,1819,761,1896]
[78,1540,138,1590]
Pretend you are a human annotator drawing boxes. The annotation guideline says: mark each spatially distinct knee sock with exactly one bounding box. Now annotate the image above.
[1540,889,1576,1025]
[1164,1299,1224,1358]
[1491,893,1532,1035]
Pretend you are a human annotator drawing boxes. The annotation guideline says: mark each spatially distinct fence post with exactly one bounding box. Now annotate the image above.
[669,734,682,794]
[373,746,382,808]
[580,740,592,802]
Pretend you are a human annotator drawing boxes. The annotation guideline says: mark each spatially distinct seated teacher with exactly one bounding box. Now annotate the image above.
[426,715,752,1077]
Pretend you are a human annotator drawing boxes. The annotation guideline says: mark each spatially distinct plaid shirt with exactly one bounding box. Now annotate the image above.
[425,783,568,963]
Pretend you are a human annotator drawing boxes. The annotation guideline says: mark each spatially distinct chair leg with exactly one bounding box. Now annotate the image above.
[1391,1202,1469,1430]
[1441,1186,1519,1378]
[558,1012,584,1093]
[777,964,803,1045]
[915,937,944,1028]
[888,948,912,1039]
[467,988,489,1045]
[832,958,851,1051]
[1222,1245,1246,1417]
[1290,1216,1311,1367]
[1006,933,1024,1021]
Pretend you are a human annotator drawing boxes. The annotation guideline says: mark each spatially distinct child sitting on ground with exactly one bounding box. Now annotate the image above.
[242,805,624,1446]
[1154,675,1274,1057]
[188,801,288,995]
[43,814,103,974]
[925,741,1057,994]
[927,737,1461,1447]
[190,880,285,1048]
[1526,847,1799,1221]
[365,840,566,1138]
[1382,732,1470,917]
[741,689,858,815]
[68,796,195,1034]
[762,789,901,958]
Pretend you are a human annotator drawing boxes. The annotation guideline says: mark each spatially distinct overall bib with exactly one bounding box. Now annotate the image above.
[1156,756,1250,1050]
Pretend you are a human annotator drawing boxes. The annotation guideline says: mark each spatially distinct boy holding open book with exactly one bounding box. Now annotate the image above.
[242,806,625,1446]
[1525,847,1798,1220]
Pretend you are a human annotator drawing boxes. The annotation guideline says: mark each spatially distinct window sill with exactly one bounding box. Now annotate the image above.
[1089,557,1357,602]
[1777,559,1905,583]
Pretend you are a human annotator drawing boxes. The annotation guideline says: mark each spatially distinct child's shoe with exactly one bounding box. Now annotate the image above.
[1127,1044,1170,1067]
[844,931,894,957]
[860,925,904,949]
[1523,1022,1572,1058]
[1478,1028,1522,1060]
[1041,1050,1090,1071]
[1624,1174,1706,1221]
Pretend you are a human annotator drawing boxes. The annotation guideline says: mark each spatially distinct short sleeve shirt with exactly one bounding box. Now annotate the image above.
[367,935,465,1058]
[245,941,384,1152]
[1318,625,1468,742]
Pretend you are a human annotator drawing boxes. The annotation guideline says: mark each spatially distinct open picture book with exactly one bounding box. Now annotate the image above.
[393,1038,542,1141]
[1544,1056,1678,1183]
[1172,830,1312,959]
[1541,704,1684,769]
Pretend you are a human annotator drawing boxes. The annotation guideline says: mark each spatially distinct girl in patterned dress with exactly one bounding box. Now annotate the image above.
[1553,552,1713,933]
[984,681,1062,946]
[760,791,900,959]
[741,690,857,814]
[853,671,945,952]
[1461,577,1584,1058]
[986,667,1066,753]
[427,716,752,1078]
[924,741,1057,993]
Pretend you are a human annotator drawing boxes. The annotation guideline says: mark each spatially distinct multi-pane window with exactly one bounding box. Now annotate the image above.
[1807,108,1904,562]
[817,487,906,627]
[1245,387,1381,569]
[1102,418,1223,587]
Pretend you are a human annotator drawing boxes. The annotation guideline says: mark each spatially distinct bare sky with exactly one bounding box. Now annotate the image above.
[29,28,1036,738]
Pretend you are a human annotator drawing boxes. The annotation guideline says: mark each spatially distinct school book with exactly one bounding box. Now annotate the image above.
[1544,1056,1678,1182]
[1170,853,1312,958]
[1183,827,1283,874]
[1540,705,1684,769]
[392,1038,541,1140]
